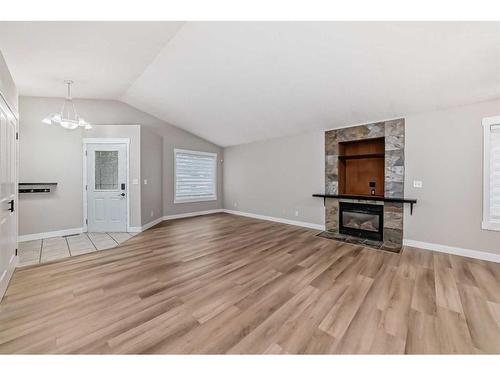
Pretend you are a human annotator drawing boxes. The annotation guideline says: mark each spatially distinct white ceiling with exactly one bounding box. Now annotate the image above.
[1,22,499,146]
[0,21,183,98]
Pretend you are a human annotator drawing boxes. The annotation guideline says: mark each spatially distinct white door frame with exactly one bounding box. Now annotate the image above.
[82,138,130,232]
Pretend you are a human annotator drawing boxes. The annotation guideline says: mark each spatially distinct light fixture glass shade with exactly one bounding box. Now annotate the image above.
[60,120,79,130]
[42,81,92,130]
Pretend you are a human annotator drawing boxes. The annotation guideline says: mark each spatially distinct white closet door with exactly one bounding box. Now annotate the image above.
[0,96,18,300]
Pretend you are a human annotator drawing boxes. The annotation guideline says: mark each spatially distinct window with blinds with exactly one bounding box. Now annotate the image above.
[483,117,500,231]
[174,149,217,203]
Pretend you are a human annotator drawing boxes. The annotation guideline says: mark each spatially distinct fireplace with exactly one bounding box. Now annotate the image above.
[339,202,384,241]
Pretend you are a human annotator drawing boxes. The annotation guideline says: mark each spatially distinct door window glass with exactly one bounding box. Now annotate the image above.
[95,150,118,190]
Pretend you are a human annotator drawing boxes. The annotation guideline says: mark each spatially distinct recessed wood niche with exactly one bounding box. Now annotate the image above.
[338,137,385,197]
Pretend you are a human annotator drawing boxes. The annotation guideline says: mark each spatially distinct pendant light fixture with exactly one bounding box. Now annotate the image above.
[42,80,92,130]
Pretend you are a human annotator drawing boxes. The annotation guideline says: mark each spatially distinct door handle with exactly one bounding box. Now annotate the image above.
[8,199,14,212]
[120,193,125,197]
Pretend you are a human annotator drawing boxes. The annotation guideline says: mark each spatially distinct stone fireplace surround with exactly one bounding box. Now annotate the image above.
[322,119,405,252]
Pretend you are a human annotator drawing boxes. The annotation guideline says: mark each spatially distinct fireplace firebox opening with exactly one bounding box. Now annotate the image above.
[339,202,384,241]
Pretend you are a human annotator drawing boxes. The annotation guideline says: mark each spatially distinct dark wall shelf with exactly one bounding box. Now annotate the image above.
[19,183,58,194]
[19,188,52,193]
[313,193,417,215]
[338,153,385,160]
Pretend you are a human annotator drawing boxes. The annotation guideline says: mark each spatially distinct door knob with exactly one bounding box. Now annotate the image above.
[120,193,125,197]
[8,199,14,212]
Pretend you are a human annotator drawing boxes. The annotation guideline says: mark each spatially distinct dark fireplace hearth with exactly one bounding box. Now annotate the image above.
[339,202,383,241]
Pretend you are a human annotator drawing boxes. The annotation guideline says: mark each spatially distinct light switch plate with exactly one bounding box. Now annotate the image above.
[144,179,148,185]
[413,180,423,188]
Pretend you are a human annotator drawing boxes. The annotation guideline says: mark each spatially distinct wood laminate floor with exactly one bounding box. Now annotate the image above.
[1,213,500,354]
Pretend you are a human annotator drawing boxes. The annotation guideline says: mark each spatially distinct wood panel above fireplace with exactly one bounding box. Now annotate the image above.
[338,137,385,197]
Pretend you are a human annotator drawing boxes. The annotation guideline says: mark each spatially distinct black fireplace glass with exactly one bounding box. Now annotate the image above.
[339,202,384,241]
[342,211,379,233]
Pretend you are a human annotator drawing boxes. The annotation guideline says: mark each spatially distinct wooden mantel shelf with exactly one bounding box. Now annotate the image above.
[312,194,417,215]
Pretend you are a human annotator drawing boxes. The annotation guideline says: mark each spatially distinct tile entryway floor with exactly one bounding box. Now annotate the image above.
[18,232,138,267]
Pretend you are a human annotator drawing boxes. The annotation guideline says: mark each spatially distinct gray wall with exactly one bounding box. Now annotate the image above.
[19,96,222,236]
[223,131,325,225]
[19,97,83,235]
[161,127,223,216]
[0,51,17,114]
[223,99,500,256]
[141,127,163,225]
[404,99,500,254]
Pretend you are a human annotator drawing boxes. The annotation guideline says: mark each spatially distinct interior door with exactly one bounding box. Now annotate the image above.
[0,96,18,300]
[86,143,127,232]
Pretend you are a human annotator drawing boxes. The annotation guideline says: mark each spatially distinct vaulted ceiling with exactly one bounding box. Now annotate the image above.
[1,21,499,146]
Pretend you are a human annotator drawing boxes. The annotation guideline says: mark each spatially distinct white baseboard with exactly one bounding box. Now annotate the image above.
[223,210,500,263]
[140,216,164,231]
[162,209,224,221]
[127,226,143,233]
[18,211,224,241]
[403,239,500,264]
[0,254,18,302]
[222,209,325,231]
[139,209,225,232]
[18,227,83,242]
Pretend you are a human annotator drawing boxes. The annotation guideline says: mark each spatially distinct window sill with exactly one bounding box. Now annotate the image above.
[174,197,217,204]
[482,220,500,232]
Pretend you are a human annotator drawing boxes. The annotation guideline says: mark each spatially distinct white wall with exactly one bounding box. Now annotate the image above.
[223,99,500,256]
[18,96,222,236]
[223,131,325,225]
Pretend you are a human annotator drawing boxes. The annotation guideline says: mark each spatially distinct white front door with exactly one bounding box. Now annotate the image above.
[0,96,18,300]
[86,143,128,232]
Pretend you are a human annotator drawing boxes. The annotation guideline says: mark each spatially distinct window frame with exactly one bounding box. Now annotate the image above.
[174,148,218,204]
[482,115,500,231]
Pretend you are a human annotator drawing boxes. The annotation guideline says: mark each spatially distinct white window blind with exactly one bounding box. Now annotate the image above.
[490,125,500,221]
[483,117,500,231]
[174,149,217,203]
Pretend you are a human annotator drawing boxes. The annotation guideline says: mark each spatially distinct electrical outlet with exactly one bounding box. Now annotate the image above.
[150,210,154,217]
[144,179,148,185]
[295,210,299,217]
[413,180,423,188]
[234,202,238,207]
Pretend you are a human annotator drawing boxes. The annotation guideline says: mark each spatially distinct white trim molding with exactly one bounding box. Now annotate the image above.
[139,216,164,232]
[82,137,131,233]
[0,253,18,302]
[18,227,83,242]
[403,239,500,264]
[163,209,223,221]
[127,226,143,233]
[482,115,500,232]
[222,209,325,231]
[140,209,224,232]
[82,138,131,145]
